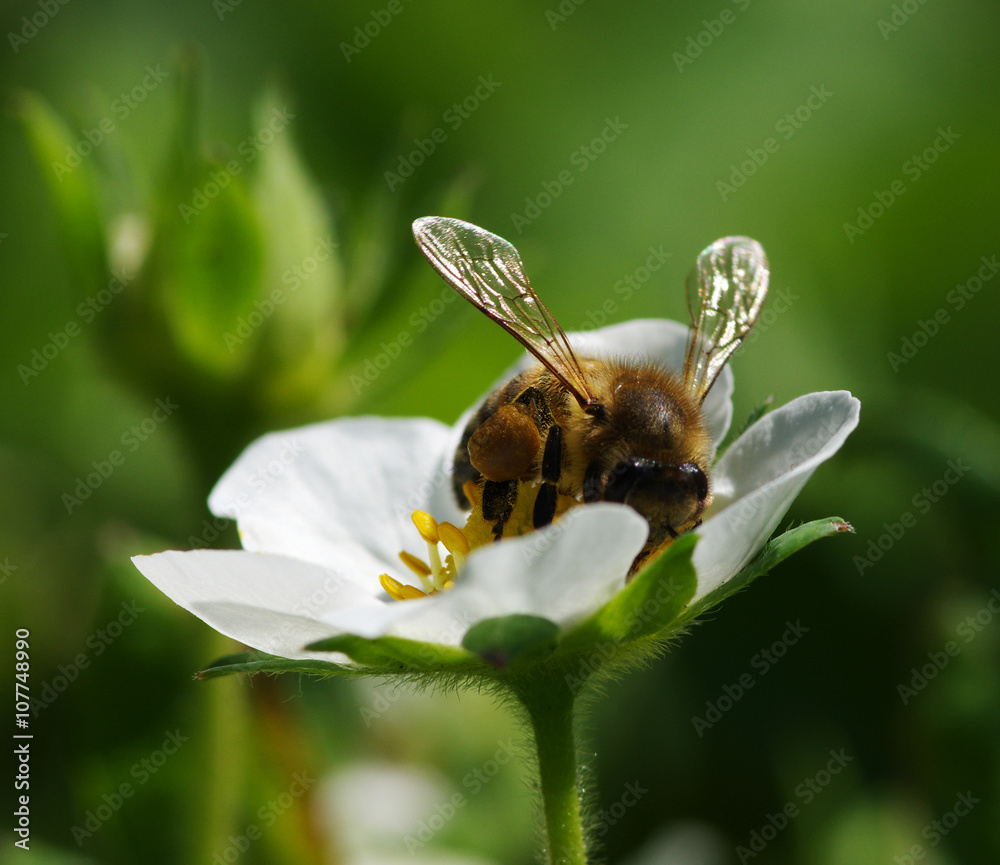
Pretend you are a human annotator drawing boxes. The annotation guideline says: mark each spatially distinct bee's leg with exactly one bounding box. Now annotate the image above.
[532,425,562,528]
[482,479,519,540]
[582,460,604,503]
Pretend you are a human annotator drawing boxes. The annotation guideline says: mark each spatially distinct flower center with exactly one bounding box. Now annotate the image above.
[379,480,580,602]
[379,509,470,601]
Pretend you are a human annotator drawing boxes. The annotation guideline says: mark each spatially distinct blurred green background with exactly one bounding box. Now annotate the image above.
[1,0,998,863]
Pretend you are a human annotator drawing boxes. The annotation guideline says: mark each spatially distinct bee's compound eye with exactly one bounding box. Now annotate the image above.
[602,459,653,504]
[602,459,708,543]
[604,459,705,505]
[684,462,709,503]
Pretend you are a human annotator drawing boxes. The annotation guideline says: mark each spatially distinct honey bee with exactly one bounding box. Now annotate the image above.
[412,216,769,571]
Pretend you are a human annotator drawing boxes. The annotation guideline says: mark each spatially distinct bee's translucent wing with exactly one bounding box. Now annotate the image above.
[683,236,769,402]
[413,216,598,409]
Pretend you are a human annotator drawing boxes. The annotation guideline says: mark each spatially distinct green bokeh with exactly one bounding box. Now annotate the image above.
[1,1,997,863]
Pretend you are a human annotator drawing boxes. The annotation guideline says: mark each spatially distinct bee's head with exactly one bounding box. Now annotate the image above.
[601,458,709,548]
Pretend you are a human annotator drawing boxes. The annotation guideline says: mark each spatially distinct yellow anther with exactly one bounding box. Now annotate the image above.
[379,573,406,601]
[412,510,440,544]
[399,551,431,577]
[438,522,470,556]
[379,573,429,602]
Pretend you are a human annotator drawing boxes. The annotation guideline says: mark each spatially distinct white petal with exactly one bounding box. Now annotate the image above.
[693,390,861,599]
[324,504,649,644]
[132,549,382,661]
[208,417,461,576]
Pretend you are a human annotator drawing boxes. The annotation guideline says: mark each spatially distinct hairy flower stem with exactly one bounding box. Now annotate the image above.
[512,669,590,865]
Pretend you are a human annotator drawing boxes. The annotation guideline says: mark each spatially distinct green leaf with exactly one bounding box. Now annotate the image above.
[13,90,108,293]
[197,652,353,680]
[462,614,560,668]
[681,516,854,622]
[560,533,698,652]
[307,633,478,671]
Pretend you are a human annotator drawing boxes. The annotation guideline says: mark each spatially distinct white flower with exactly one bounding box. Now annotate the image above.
[132,319,859,662]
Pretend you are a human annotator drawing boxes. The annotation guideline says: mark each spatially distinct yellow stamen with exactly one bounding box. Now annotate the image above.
[399,551,432,577]
[426,541,445,590]
[379,573,406,601]
[412,510,440,544]
[380,506,483,602]
[398,552,434,593]
[438,521,469,571]
[438,522,470,555]
[379,573,429,602]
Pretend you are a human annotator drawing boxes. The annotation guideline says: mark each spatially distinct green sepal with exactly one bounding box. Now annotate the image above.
[251,88,346,407]
[560,534,698,653]
[149,162,264,377]
[196,651,352,680]
[681,516,853,623]
[462,614,560,668]
[307,633,478,672]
